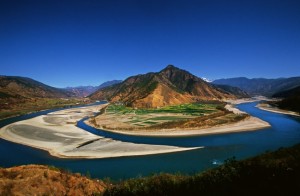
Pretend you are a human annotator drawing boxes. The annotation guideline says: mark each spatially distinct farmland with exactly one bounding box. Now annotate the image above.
[89,102,247,131]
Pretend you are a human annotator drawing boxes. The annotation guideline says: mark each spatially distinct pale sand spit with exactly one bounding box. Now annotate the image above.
[0,104,200,159]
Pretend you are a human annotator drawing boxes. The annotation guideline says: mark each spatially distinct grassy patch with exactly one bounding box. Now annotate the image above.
[143,121,158,125]
[101,102,241,130]
[106,103,222,116]
[0,98,89,120]
[148,116,190,121]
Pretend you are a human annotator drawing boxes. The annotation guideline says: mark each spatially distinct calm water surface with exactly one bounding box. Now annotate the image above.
[0,102,299,180]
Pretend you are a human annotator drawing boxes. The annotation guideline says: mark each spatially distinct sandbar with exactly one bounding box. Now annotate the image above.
[0,104,200,159]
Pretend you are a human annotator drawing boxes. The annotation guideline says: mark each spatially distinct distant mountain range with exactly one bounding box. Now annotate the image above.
[213,77,300,96]
[3,71,299,110]
[213,84,250,98]
[64,80,122,97]
[0,76,75,100]
[0,76,122,102]
[89,65,238,108]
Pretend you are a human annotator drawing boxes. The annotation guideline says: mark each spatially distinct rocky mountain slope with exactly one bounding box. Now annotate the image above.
[89,65,236,108]
[0,76,82,119]
[0,76,75,100]
[272,85,300,98]
[272,86,300,113]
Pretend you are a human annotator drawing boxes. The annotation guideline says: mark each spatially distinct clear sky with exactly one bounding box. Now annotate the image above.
[1,0,300,87]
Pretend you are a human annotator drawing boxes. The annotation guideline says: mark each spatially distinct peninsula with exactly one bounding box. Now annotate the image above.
[86,99,270,137]
[87,66,270,136]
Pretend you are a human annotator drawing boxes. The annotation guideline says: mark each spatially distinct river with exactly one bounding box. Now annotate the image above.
[0,102,299,180]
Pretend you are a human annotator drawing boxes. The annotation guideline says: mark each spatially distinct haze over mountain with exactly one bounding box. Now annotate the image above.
[272,86,300,98]
[0,76,75,101]
[64,80,122,97]
[213,77,300,97]
[212,84,250,99]
[89,65,237,108]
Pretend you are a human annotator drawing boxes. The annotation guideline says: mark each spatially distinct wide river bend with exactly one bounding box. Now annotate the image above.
[0,102,299,180]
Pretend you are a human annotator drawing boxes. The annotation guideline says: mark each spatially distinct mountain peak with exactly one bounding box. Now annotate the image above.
[160,65,180,72]
[166,64,176,69]
[90,65,236,108]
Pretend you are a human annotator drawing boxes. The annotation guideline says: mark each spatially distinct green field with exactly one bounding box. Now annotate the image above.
[106,103,221,115]
[0,98,89,120]
[104,103,224,127]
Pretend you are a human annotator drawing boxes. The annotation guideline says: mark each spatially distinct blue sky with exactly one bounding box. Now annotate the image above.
[1,0,300,87]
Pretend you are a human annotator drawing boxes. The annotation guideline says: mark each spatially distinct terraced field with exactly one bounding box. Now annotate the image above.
[91,103,231,129]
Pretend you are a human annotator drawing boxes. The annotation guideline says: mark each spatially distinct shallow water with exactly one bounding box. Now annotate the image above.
[0,102,299,180]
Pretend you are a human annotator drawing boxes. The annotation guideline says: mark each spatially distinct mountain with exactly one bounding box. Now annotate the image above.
[64,80,122,97]
[64,86,99,97]
[98,80,122,89]
[213,84,250,98]
[89,65,236,108]
[0,76,75,100]
[201,77,212,83]
[272,86,300,114]
[272,85,300,98]
[213,77,300,96]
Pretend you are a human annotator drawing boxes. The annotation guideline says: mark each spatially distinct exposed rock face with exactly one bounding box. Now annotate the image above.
[90,65,236,108]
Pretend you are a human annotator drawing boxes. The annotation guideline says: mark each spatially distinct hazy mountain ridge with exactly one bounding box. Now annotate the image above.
[89,65,236,108]
[213,77,300,96]
[213,84,250,98]
[64,80,122,97]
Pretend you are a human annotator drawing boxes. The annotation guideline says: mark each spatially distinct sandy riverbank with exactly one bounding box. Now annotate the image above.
[256,103,300,117]
[85,100,271,137]
[0,104,200,159]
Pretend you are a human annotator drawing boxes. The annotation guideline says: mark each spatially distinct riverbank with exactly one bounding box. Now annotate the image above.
[104,143,300,196]
[0,98,92,120]
[0,104,199,159]
[86,116,269,137]
[86,99,270,137]
[256,103,300,117]
[2,143,300,195]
